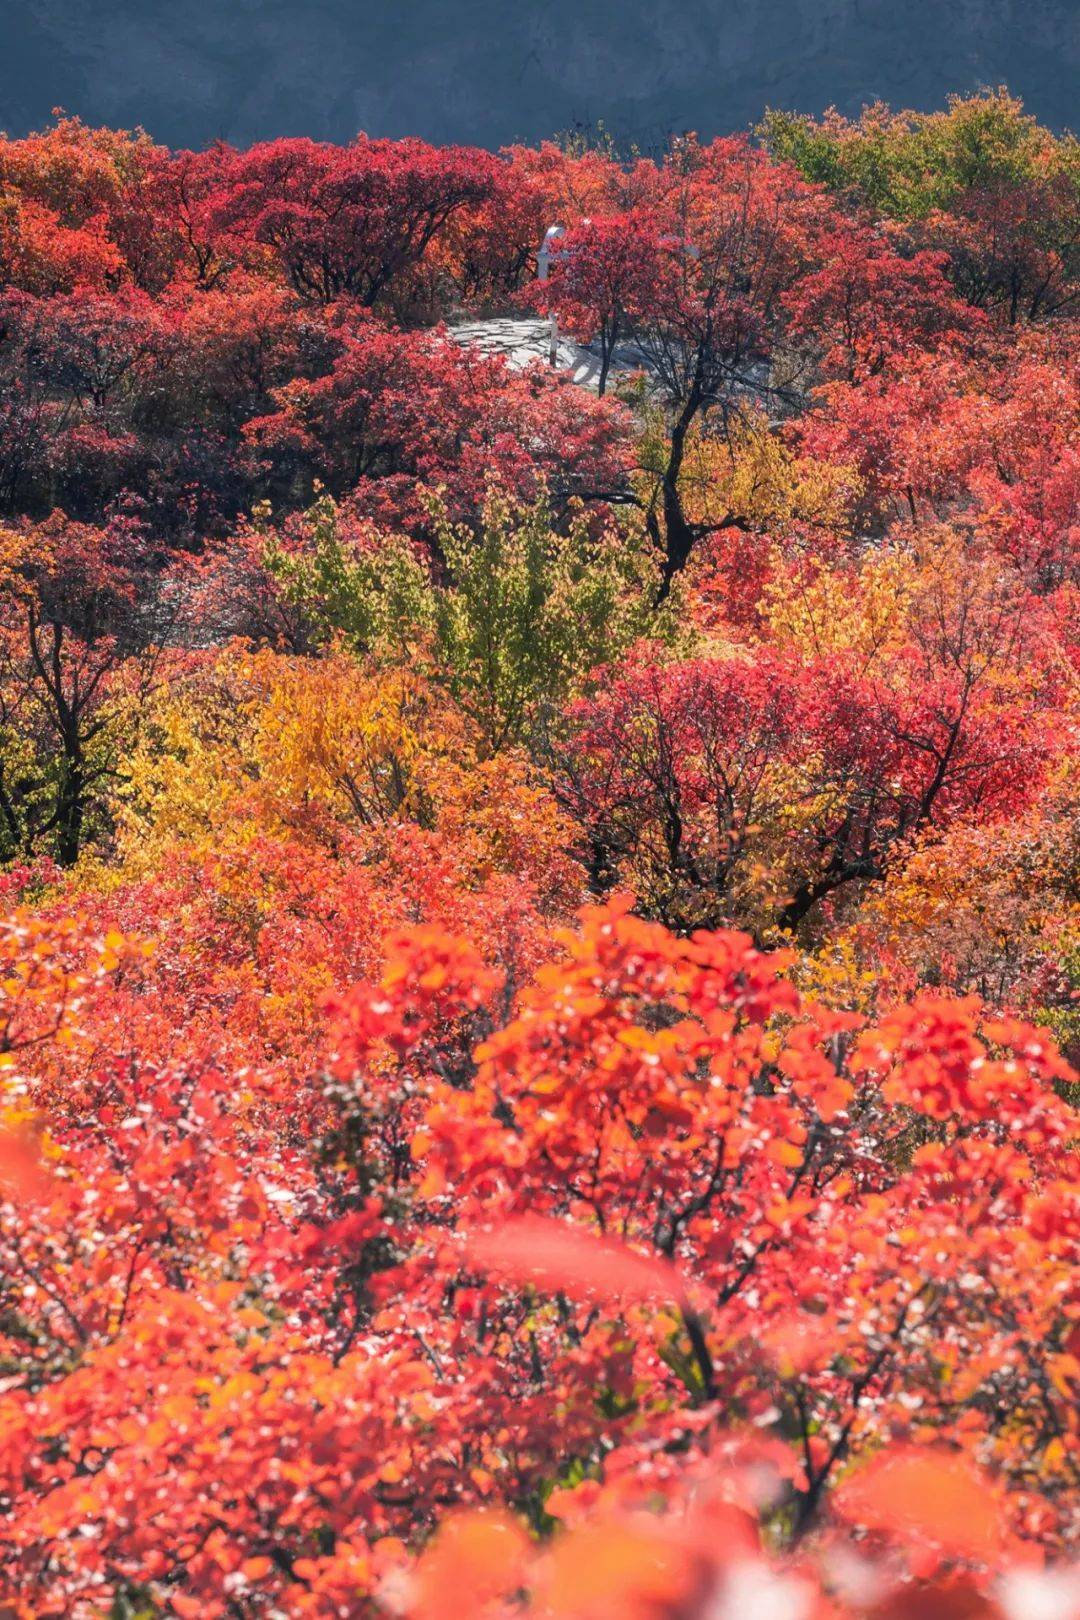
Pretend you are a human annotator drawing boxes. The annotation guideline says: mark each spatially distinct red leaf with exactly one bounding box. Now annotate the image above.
[464,1215,682,1304]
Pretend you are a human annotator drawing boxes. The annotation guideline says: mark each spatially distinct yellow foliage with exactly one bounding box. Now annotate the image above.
[642,408,857,536]
[795,931,892,1016]
[763,545,918,665]
[806,795,1080,1019]
[251,651,438,830]
[111,645,580,906]
[115,647,255,864]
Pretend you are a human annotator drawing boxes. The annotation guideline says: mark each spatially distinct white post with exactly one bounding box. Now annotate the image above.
[537,224,565,368]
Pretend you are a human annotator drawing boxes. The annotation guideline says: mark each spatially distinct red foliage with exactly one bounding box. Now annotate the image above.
[554,627,1052,932]
[209,136,503,308]
[529,213,670,393]
[245,316,635,528]
[782,229,985,380]
[0,106,1074,1620]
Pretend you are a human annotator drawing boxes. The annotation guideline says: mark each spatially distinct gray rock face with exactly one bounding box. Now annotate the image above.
[1,0,1077,150]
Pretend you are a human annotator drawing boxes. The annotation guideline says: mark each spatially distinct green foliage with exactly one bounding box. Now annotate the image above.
[266,486,685,752]
[1036,942,1080,1105]
[262,494,433,662]
[761,106,887,206]
[761,89,1080,221]
[550,119,633,163]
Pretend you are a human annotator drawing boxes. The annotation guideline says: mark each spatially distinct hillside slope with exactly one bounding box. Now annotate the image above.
[1,0,1077,149]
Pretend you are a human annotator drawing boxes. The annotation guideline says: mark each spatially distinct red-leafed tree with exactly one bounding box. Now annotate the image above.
[244,317,635,531]
[0,99,1074,1620]
[210,136,503,309]
[782,229,984,382]
[529,213,668,395]
[535,139,834,585]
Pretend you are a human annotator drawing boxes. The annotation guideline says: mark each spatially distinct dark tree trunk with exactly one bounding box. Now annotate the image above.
[653,401,699,600]
[54,754,85,867]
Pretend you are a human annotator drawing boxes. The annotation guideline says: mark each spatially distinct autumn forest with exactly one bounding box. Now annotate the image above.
[0,89,1077,1618]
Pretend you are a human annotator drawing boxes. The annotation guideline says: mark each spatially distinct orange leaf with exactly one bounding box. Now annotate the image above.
[834,1448,1004,1564]
[240,1556,273,1581]
[414,1510,528,1620]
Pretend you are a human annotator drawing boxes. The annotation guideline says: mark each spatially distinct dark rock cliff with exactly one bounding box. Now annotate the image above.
[1,0,1077,149]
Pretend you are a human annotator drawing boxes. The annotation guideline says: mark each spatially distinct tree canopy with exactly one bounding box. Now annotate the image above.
[0,93,1075,1620]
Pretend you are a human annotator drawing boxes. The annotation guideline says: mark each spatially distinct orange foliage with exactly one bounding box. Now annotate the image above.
[0,103,1073,1620]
